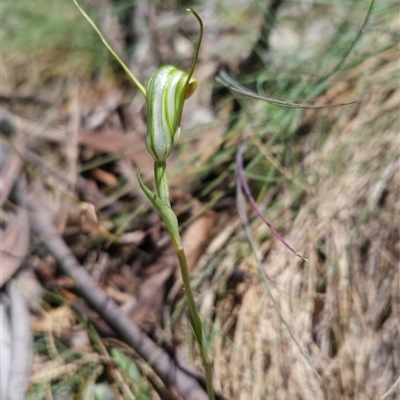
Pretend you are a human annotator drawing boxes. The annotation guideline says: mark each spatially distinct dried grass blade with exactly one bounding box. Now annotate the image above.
[236,142,307,261]
[217,70,355,109]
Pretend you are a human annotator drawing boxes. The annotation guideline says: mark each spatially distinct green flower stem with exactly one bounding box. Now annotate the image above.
[165,213,215,400]
[154,161,170,204]
[73,1,213,397]
[175,247,215,400]
[138,165,215,400]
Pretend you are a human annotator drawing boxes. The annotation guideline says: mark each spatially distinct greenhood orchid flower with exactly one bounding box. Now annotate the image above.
[72,4,214,399]
[145,65,198,162]
[73,0,202,163]
[145,9,202,162]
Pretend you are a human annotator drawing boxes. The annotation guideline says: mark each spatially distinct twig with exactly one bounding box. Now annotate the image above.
[27,198,209,400]
[4,284,33,400]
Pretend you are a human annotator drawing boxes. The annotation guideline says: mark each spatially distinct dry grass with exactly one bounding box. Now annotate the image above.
[2,1,399,399]
[193,28,399,400]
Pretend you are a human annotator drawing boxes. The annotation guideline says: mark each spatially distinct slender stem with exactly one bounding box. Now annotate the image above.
[73,0,147,98]
[154,161,169,204]
[152,163,214,399]
[130,167,218,399]
[172,239,215,400]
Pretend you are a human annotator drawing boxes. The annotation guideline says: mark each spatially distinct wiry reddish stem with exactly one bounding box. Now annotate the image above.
[236,142,307,261]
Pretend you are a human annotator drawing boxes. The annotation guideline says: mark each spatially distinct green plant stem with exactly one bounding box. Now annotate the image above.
[154,161,169,204]
[171,240,215,400]
[152,164,215,400]
[73,0,147,98]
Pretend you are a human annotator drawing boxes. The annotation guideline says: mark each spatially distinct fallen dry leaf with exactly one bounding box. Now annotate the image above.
[181,202,218,272]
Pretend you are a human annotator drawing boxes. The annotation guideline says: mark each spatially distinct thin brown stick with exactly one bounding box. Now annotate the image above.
[5,284,32,400]
[27,198,208,400]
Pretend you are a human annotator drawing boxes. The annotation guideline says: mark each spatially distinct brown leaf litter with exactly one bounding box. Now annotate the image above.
[1,1,399,399]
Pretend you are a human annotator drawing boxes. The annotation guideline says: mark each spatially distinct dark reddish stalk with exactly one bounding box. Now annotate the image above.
[236,142,307,261]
